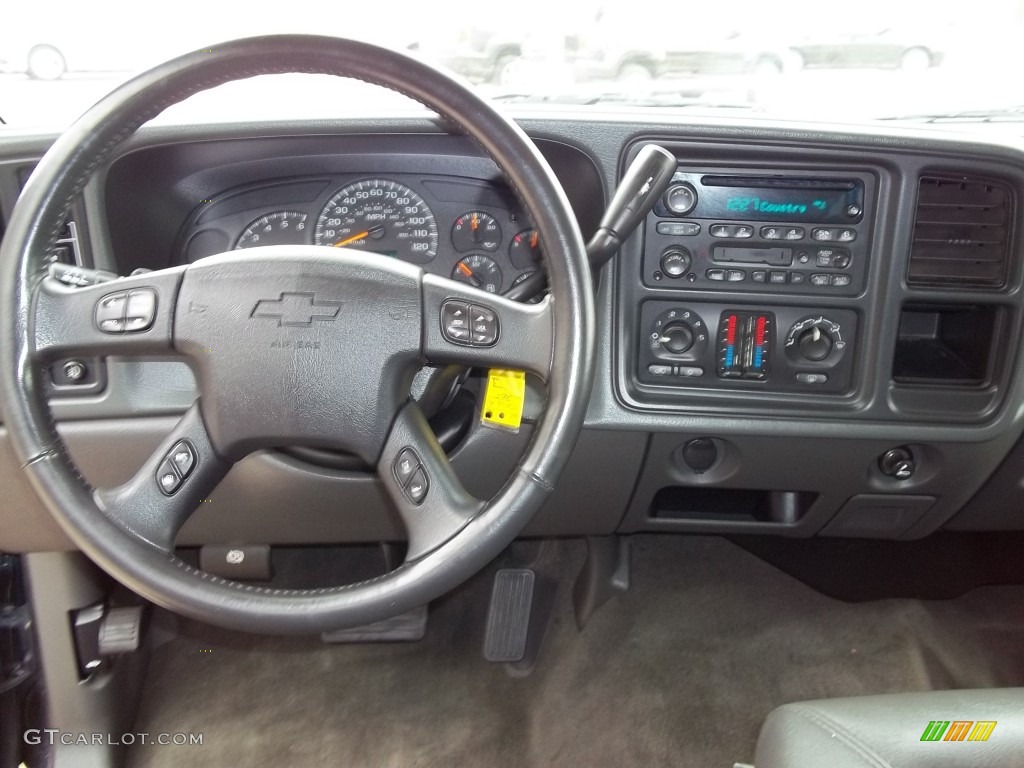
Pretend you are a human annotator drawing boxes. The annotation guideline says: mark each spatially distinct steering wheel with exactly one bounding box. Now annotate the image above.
[0,36,595,634]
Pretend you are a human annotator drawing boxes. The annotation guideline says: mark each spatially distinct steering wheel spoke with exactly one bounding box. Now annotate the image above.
[421,273,553,380]
[31,267,184,361]
[378,400,484,561]
[94,402,232,552]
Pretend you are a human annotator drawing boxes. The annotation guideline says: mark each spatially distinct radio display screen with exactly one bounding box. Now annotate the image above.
[697,177,862,224]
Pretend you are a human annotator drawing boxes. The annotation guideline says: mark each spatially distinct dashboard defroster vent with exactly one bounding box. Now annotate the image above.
[908,175,1012,288]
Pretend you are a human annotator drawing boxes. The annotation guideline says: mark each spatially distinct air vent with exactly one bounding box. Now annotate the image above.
[908,175,1013,288]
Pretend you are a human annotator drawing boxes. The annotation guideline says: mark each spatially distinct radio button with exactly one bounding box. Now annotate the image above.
[837,228,856,242]
[751,270,767,283]
[706,269,726,281]
[709,224,733,238]
[761,226,805,241]
[664,183,698,216]
[726,270,745,282]
[769,271,787,284]
[810,273,831,286]
[831,274,852,287]
[789,272,806,285]
[734,225,754,239]
[814,247,851,268]
[656,221,701,236]
[811,228,835,242]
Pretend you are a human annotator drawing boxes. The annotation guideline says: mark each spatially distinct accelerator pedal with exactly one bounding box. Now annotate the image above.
[483,568,536,663]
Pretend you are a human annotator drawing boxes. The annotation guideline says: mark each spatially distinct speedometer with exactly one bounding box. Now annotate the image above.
[314,179,438,264]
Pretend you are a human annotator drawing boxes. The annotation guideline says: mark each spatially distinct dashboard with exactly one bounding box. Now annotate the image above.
[178,172,543,296]
[2,115,1024,554]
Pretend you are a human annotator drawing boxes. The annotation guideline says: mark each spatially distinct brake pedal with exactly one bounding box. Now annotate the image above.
[483,568,535,663]
[321,605,427,643]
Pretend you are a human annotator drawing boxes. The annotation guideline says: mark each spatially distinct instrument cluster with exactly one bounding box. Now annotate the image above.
[179,174,544,295]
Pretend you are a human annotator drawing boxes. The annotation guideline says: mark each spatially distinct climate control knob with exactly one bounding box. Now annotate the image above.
[786,315,846,365]
[660,322,695,354]
[797,326,833,361]
[660,247,691,278]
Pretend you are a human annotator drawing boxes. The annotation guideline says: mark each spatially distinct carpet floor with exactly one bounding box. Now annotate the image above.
[128,535,1024,767]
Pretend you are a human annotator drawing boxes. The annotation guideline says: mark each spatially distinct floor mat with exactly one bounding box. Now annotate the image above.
[128,535,1024,767]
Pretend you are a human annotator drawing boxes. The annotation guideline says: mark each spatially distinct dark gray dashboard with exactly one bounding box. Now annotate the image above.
[2,114,1024,553]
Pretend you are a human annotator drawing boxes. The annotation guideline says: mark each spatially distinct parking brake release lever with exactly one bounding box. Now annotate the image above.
[504,143,677,301]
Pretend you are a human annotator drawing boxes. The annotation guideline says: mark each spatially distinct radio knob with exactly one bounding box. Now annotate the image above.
[660,322,695,354]
[663,183,697,216]
[797,326,834,362]
[660,247,691,278]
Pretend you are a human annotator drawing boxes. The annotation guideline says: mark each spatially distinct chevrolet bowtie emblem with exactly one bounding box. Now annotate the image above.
[251,292,342,326]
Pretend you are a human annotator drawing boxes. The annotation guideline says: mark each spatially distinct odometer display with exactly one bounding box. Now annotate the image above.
[314,179,438,263]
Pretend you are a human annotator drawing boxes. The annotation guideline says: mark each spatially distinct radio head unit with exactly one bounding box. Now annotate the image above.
[643,168,875,296]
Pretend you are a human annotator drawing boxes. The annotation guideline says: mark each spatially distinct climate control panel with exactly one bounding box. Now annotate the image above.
[638,301,857,394]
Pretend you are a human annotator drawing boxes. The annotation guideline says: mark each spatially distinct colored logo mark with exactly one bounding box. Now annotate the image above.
[920,720,997,742]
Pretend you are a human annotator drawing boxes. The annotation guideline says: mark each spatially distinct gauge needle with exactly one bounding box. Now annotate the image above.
[333,225,383,248]
[530,231,539,249]
[457,262,482,287]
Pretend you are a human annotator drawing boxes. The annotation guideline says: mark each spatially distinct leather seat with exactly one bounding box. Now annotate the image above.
[753,688,1024,767]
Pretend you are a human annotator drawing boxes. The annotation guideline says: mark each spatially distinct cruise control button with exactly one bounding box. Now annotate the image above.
[406,468,429,505]
[157,459,182,495]
[469,304,499,346]
[394,448,419,486]
[656,221,700,236]
[169,440,196,479]
[706,269,726,281]
[96,291,128,334]
[441,300,472,346]
[124,289,156,333]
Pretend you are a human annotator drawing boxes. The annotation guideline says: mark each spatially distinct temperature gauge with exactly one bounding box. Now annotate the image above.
[509,228,542,269]
[452,210,501,252]
[452,254,503,293]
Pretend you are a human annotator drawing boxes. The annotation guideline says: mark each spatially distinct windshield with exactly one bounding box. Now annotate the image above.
[2,0,1021,130]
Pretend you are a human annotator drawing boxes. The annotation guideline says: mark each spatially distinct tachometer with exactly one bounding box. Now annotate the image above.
[235,211,308,249]
[314,179,438,264]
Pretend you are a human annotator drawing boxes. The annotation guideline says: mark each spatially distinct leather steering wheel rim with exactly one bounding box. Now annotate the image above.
[0,36,595,634]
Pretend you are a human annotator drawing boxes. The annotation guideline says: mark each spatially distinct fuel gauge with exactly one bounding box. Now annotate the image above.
[452,254,503,293]
[452,210,501,252]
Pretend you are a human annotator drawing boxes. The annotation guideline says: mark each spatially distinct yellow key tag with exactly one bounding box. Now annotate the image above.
[481,369,526,432]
